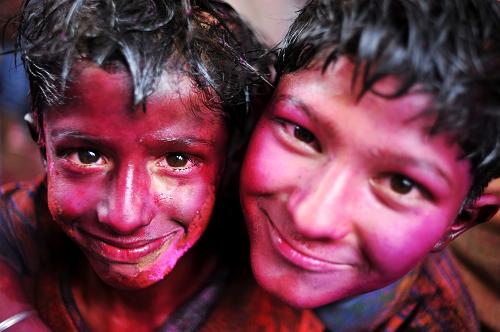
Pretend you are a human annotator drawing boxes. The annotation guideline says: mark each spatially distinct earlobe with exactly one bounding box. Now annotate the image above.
[432,193,499,252]
[24,112,47,165]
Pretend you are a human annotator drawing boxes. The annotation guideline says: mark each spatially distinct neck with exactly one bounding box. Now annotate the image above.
[72,245,218,332]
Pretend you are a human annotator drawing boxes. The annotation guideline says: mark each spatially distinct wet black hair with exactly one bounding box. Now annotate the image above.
[16,0,272,137]
[276,0,500,200]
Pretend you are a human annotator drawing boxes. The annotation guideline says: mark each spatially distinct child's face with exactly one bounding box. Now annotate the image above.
[43,62,228,288]
[240,58,472,308]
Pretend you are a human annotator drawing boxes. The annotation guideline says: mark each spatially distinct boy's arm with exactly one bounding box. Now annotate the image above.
[0,261,50,331]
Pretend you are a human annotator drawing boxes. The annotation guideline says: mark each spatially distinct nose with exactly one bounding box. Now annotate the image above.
[98,163,153,234]
[287,166,353,241]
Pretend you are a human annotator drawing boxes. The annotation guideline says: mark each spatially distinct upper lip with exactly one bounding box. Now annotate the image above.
[79,228,174,249]
[261,207,354,267]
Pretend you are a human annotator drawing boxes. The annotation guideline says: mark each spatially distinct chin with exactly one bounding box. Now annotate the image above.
[88,257,173,289]
[259,275,361,309]
[251,255,360,309]
[269,281,343,309]
[103,273,159,289]
[249,260,313,308]
[252,270,323,309]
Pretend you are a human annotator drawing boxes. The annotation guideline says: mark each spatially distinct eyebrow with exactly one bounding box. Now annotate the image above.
[142,130,216,147]
[50,129,99,141]
[274,94,318,122]
[51,129,215,147]
[368,148,453,188]
[273,93,342,139]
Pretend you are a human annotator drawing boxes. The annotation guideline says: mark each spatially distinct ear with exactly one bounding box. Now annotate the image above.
[24,112,47,165]
[432,193,499,252]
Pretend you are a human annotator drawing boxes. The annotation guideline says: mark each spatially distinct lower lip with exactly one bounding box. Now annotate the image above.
[84,232,179,264]
[266,218,349,272]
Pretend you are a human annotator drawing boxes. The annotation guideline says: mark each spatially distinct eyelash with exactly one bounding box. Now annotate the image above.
[274,118,321,152]
[156,152,199,173]
[62,149,107,168]
[371,172,434,206]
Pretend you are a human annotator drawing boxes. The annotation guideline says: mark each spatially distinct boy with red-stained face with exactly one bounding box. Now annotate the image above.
[240,0,500,330]
[0,1,324,331]
[42,62,228,290]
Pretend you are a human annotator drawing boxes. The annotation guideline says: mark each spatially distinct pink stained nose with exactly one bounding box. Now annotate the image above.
[98,164,152,234]
[287,168,353,241]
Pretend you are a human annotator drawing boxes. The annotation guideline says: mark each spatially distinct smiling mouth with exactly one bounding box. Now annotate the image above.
[80,230,181,264]
[262,209,352,272]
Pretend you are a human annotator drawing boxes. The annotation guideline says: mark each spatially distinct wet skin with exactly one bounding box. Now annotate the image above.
[42,62,229,290]
[240,58,476,308]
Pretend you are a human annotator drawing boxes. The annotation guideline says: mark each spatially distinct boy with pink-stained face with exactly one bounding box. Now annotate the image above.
[240,0,500,330]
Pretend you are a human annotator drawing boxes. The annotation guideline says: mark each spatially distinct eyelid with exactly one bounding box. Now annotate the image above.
[272,116,321,153]
[155,153,200,174]
[271,99,313,126]
[370,173,434,210]
[62,149,108,167]
[389,171,437,201]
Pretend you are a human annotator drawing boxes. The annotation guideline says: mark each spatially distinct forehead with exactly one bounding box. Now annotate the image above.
[61,61,212,111]
[74,61,202,99]
[43,62,227,141]
[283,58,432,122]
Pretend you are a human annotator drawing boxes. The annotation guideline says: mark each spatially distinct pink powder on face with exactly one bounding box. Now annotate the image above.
[43,62,229,289]
[240,58,472,308]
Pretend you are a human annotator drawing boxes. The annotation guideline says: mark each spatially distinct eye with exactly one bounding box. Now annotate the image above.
[293,125,316,144]
[158,152,197,172]
[165,153,189,168]
[276,118,321,152]
[371,173,433,208]
[65,149,106,166]
[389,174,415,194]
[78,150,101,164]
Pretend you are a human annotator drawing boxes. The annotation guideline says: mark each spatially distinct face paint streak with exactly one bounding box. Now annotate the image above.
[134,233,191,286]
[137,233,181,271]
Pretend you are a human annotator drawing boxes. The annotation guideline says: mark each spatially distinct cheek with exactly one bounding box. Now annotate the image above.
[46,176,103,224]
[365,210,453,276]
[186,186,216,237]
[241,125,303,195]
[153,174,217,241]
[45,160,103,223]
[175,185,217,250]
